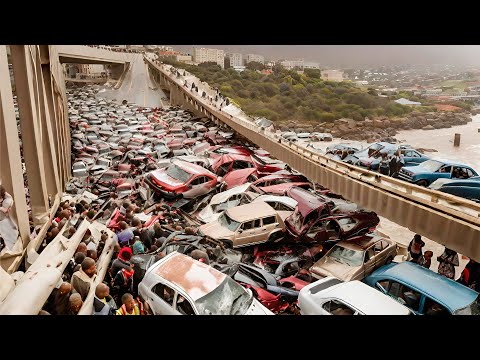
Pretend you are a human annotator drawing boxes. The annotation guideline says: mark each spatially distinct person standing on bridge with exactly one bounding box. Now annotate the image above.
[71,257,97,301]
[437,247,459,280]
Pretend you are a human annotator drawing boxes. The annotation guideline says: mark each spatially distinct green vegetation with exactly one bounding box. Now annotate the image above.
[163,59,419,125]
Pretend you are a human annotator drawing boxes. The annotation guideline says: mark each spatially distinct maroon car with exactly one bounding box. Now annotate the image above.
[284,187,379,243]
[210,154,256,176]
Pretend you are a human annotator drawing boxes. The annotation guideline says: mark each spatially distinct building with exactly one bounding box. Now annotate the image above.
[245,54,265,65]
[233,66,246,72]
[176,54,193,63]
[280,59,304,70]
[193,47,225,68]
[355,80,369,86]
[303,62,320,69]
[321,70,345,82]
[227,53,243,68]
[394,98,421,107]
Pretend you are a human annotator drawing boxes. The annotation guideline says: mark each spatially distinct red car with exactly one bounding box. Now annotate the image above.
[221,168,259,190]
[250,174,311,195]
[284,187,379,243]
[145,160,218,199]
[210,154,255,176]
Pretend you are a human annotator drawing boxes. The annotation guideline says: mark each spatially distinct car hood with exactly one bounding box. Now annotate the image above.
[197,206,222,224]
[199,222,234,240]
[430,177,480,189]
[149,169,184,188]
[402,165,432,176]
[310,257,360,281]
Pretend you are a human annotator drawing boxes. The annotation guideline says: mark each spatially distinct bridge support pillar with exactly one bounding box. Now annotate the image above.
[0,45,30,246]
[10,45,49,222]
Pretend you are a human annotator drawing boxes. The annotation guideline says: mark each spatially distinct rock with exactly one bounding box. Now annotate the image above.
[422,125,435,130]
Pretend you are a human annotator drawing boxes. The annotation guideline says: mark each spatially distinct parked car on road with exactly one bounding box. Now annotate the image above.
[298,277,412,315]
[429,176,480,203]
[138,252,273,315]
[398,159,478,187]
[309,235,397,281]
[364,261,480,315]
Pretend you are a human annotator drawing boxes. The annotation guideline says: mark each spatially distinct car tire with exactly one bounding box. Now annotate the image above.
[385,256,393,265]
[416,180,428,187]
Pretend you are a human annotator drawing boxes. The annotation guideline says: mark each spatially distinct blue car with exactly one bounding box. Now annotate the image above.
[364,262,480,315]
[397,159,479,187]
[429,176,480,203]
[399,148,430,167]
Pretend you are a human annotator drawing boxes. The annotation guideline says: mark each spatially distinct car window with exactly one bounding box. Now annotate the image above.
[191,176,208,185]
[176,295,196,315]
[438,166,452,173]
[423,297,450,315]
[387,281,422,312]
[376,280,390,292]
[242,221,254,230]
[253,219,261,228]
[152,283,175,306]
[373,241,385,254]
[263,216,276,225]
[466,169,474,178]
[323,300,356,315]
[364,247,375,263]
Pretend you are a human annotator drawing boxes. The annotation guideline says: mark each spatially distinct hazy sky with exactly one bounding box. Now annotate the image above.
[170,45,480,67]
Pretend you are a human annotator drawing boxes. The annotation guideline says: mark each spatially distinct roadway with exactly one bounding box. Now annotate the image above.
[99,54,167,108]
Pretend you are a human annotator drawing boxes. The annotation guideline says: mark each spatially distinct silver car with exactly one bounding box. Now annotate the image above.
[310,235,397,281]
[138,252,272,315]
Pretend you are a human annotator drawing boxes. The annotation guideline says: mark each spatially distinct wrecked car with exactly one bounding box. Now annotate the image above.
[199,201,286,249]
[138,252,273,315]
[309,235,397,281]
[145,160,218,200]
[284,187,379,243]
[197,183,259,223]
[220,168,259,191]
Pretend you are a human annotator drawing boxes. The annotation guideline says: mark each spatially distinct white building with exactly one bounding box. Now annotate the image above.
[245,54,265,64]
[321,70,345,82]
[280,59,304,70]
[193,47,225,68]
[233,65,246,72]
[303,62,320,69]
[227,53,243,67]
[176,54,193,63]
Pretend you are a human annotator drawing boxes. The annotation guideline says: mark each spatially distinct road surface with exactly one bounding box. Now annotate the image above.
[99,54,167,108]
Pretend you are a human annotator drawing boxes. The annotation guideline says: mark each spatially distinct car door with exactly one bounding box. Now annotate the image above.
[361,246,376,280]
[259,216,278,242]
[147,282,181,315]
[372,240,389,268]
[379,280,423,314]
[183,176,210,198]
[237,220,259,247]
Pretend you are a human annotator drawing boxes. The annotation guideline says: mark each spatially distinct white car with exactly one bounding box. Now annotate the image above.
[138,252,273,315]
[197,183,258,223]
[298,277,412,315]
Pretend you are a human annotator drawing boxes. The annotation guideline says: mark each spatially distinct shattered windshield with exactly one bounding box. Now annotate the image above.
[328,245,364,267]
[218,213,240,232]
[195,277,253,315]
[166,164,192,183]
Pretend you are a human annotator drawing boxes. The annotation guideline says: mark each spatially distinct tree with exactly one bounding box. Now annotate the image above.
[246,61,265,71]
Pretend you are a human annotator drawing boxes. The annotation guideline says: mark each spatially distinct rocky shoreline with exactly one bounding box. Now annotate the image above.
[281,111,473,143]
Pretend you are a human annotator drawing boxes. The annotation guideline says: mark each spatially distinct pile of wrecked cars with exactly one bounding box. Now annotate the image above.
[65,86,462,316]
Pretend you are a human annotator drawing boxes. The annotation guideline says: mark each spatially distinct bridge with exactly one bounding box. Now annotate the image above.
[0,45,479,276]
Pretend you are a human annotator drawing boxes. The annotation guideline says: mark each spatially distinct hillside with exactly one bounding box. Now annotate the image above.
[161,60,431,127]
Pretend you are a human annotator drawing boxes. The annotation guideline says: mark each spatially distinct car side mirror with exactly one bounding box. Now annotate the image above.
[238,229,243,233]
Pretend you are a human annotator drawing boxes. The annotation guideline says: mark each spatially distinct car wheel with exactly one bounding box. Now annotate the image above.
[416,180,428,187]
[385,256,393,265]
